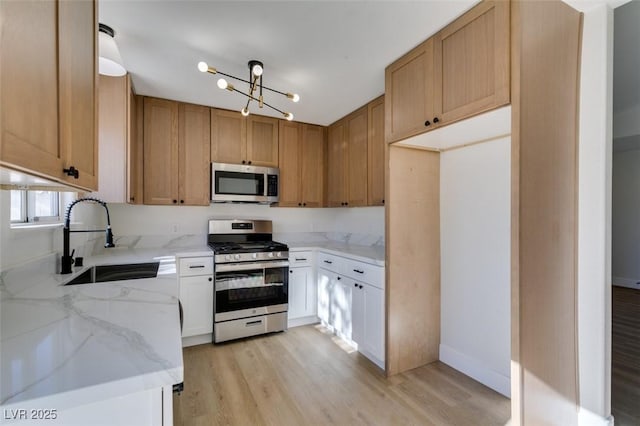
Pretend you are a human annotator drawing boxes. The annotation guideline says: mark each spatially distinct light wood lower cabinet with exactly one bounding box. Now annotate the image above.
[0,0,98,191]
[278,122,326,207]
[143,97,210,205]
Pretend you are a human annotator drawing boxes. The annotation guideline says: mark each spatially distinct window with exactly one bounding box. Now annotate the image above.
[10,190,61,224]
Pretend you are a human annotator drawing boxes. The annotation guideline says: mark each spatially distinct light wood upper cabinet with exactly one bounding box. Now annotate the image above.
[0,0,98,191]
[211,109,246,164]
[144,97,179,205]
[385,0,510,143]
[247,115,279,167]
[346,106,368,207]
[327,119,348,207]
[178,103,211,205]
[277,121,302,207]
[211,109,278,167]
[433,0,510,124]
[144,98,210,206]
[277,122,326,208]
[300,124,326,208]
[367,96,385,206]
[385,38,434,144]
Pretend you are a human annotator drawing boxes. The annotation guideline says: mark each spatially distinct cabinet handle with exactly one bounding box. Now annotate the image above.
[242,160,246,164]
[433,117,440,123]
[296,258,307,261]
[63,166,80,179]
[298,203,302,206]
[180,200,184,204]
[208,277,213,282]
[323,260,333,264]
[359,284,363,289]
[303,202,306,207]
[189,265,205,269]
[345,202,349,206]
[248,161,252,165]
[354,269,364,274]
[290,270,293,273]
[337,276,341,280]
[173,200,177,204]
[382,199,385,204]
[354,283,357,288]
[130,197,135,202]
[424,120,431,127]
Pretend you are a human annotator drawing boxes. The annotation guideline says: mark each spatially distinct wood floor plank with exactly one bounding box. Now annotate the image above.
[174,325,510,426]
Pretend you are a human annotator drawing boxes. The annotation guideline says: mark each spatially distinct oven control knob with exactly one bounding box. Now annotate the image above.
[268,252,274,258]
[252,253,258,259]
[225,255,231,261]
[234,254,241,260]
[276,252,282,257]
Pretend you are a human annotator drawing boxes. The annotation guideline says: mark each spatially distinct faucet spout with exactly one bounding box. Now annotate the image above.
[61,197,115,274]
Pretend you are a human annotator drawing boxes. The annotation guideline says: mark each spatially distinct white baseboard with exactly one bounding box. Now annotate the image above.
[612,276,640,289]
[288,316,319,328]
[439,344,510,398]
[578,408,614,426]
[182,333,212,347]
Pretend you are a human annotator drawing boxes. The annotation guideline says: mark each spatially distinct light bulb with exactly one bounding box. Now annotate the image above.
[241,107,250,117]
[285,112,294,121]
[217,78,228,90]
[287,93,300,103]
[197,61,208,72]
[252,64,263,77]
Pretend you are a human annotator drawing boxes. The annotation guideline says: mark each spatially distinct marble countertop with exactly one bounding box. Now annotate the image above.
[0,246,208,412]
[286,242,385,266]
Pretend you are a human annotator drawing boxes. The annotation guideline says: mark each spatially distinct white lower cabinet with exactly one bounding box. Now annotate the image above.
[317,251,385,369]
[288,250,318,327]
[178,255,214,346]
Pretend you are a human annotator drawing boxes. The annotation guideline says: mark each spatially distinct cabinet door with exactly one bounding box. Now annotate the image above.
[246,115,279,167]
[317,268,333,326]
[301,124,326,208]
[278,121,302,207]
[58,0,98,190]
[367,96,385,206]
[363,284,385,362]
[1,1,62,181]
[433,0,510,125]
[288,267,307,320]
[346,106,368,207]
[143,97,179,205]
[180,275,214,337]
[179,103,211,206]
[95,75,128,203]
[327,120,347,207]
[128,92,144,204]
[384,38,434,143]
[211,109,246,164]
[351,280,365,346]
[330,277,352,341]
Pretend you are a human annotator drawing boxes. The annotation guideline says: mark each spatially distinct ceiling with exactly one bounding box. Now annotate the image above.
[99,1,478,126]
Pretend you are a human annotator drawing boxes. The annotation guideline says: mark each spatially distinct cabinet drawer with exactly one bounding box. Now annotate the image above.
[342,259,384,290]
[317,252,344,273]
[289,251,313,268]
[178,256,213,276]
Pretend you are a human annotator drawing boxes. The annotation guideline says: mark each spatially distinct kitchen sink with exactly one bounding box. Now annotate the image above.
[64,262,161,285]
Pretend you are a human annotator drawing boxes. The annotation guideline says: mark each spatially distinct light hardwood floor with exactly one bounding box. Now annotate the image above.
[173,325,510,426]
[612,286,640,425]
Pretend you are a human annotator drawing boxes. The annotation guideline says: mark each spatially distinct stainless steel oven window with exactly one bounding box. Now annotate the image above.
[214,265,288,314]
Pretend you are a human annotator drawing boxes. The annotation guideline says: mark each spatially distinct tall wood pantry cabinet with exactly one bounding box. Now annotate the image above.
[0,0,98,191]
[211,109,279,167]
[385,0,509,143]
[143,97,210,205]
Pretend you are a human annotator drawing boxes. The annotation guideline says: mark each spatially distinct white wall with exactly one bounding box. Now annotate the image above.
[439,137,511,397]
[107,203,384,239]
[612,148,640,287]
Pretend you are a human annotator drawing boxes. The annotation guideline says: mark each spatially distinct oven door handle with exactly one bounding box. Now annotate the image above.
[215,260,289,272]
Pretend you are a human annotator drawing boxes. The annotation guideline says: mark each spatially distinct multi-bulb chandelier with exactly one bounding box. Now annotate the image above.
[197,60,299,120]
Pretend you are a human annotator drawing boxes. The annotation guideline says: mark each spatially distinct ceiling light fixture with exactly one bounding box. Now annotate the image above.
[197,60,298,120]
[98,23,126,76]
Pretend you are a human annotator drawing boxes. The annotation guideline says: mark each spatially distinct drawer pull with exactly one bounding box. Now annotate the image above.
[295,258,308,261]
[353,269,364,274]
[246,320,263,326]
[189,265,206,269]
[324,260,333,264]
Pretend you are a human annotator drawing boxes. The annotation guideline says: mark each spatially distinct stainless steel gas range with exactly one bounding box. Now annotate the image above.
[207,219,289,343]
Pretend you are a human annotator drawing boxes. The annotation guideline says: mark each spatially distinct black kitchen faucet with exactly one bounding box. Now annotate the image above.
[61,197,115,274]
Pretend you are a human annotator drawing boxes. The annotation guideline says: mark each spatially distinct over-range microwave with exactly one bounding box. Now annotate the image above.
[211,162,279,204]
